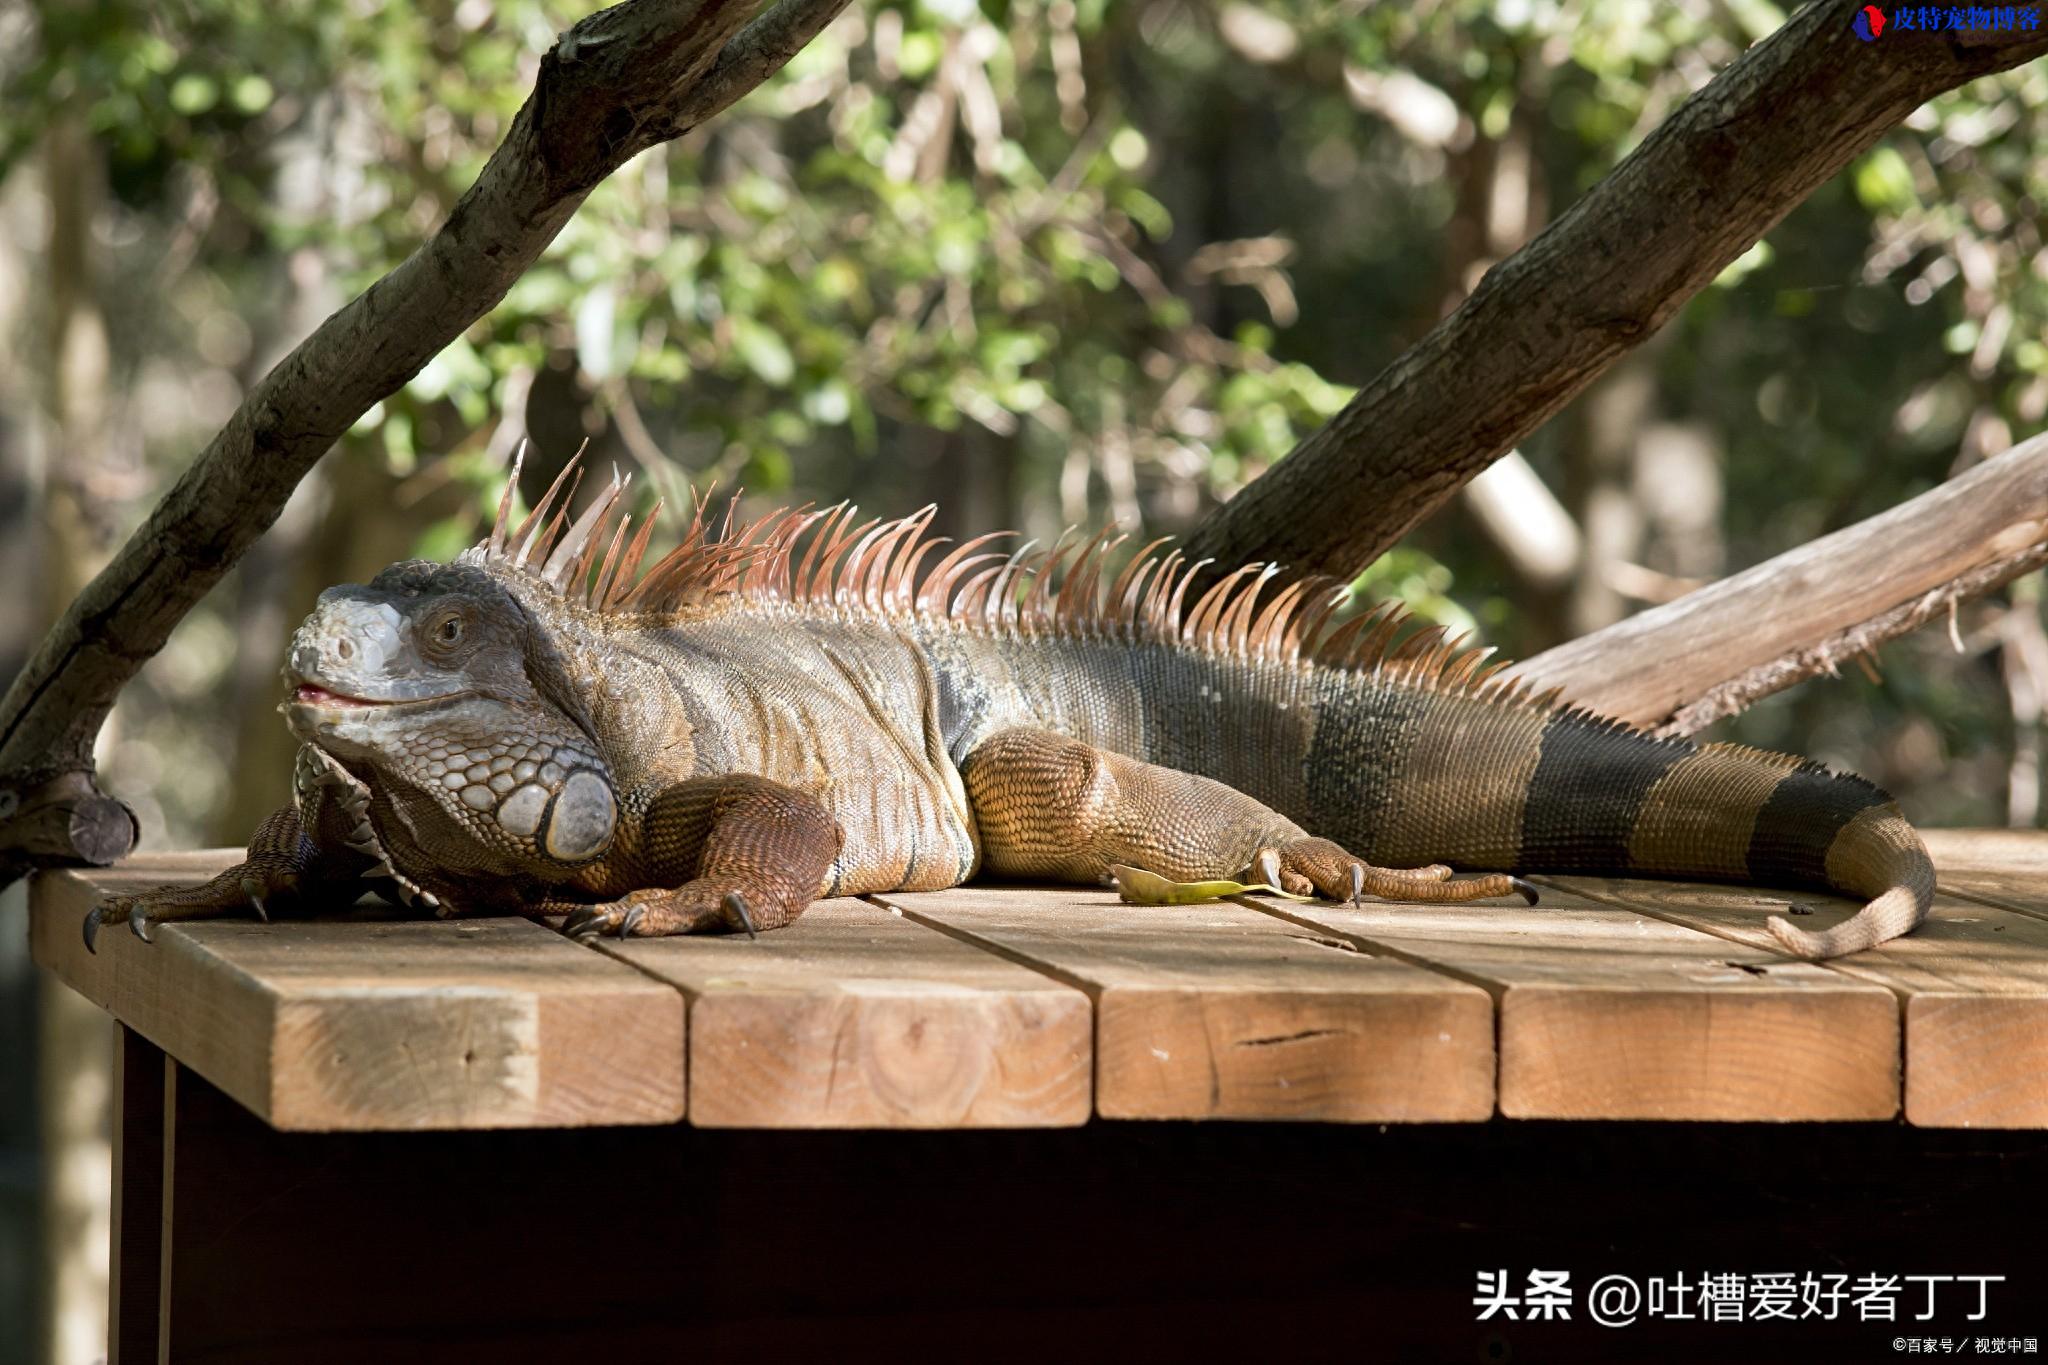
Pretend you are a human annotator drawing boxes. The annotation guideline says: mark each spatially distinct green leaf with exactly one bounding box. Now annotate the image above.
[1854,147,1918,214]
[1109,865,1312,905]
[230,75,273,115]
[731,317,796,386]
[169,73,216,115]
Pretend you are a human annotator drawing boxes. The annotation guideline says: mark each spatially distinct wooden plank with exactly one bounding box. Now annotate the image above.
[1244,884,1899,1121]
[599,898,1091,1128]
[1923,827,2048,919]
[30,854,685,1131]
[1544,874,2048,1130]
[873,886,1493,1123]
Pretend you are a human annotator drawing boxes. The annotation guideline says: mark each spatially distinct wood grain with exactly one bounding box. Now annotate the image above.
[1545,873,2048,1129]
[874,886,1493,1123]
[1247,883,1899,1121]
[31,854,684,1131]
[600,898,1091,1128]
[1924,827,2048,921]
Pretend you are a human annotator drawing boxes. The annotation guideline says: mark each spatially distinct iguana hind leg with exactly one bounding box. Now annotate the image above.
[560,775,842,940]
[961,727,1532,904]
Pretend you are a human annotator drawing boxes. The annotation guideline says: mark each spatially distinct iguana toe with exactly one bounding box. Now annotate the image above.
[1260,836,1532,906]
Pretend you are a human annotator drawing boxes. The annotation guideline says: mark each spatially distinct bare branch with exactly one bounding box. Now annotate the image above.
[662,0,856,130]
[0,0,850,876]
[1180,1,2048,581]
[1511,432,2048,735]
[0,774,137,887]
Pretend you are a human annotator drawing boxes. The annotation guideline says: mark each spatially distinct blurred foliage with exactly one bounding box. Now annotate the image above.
[2,0,2046,845]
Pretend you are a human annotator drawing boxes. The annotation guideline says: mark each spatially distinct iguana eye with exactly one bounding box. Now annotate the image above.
[423,611,467,654]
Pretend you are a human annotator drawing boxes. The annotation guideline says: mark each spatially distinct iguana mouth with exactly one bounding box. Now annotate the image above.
[290,683,465,709]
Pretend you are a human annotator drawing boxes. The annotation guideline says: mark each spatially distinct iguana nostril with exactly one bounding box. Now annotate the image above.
[337,638,355,660]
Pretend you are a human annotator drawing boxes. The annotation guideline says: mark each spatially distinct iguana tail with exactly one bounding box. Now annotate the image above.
[1599,730,1936,959]
[1756,789,1935,960]
[1336,690,1935,961]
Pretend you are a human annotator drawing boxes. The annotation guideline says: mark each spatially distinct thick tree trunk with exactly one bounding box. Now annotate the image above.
[1180,2,2048,582]
[0,0,850,881]
[1513,433,2048,734]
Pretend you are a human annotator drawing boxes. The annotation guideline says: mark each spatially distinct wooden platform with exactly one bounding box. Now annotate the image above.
[28,830,2048,1131]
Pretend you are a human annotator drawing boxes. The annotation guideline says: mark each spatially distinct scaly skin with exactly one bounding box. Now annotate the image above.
[92,476,1935,960]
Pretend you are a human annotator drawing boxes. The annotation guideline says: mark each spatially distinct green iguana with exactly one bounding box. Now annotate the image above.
[88,451,1935,959]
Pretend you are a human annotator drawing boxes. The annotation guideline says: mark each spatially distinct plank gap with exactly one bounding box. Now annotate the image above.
[867,893,1109,1000]
[1536,871,2048,1129]
[874,886,1495,1123]
[1231,896,1510,1000]
[600,897,1091,1128]
[1937,884,2048,925]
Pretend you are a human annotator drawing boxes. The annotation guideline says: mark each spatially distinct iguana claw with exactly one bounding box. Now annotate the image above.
[615,904,645,938]
[724,891,758,940]
[78,902,174,951]
[561,906,609,942]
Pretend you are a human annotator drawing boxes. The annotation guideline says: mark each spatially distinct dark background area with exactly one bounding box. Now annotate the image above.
[140,1058,2048,1363]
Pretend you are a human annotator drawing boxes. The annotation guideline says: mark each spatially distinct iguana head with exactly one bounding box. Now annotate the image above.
[282,558,619,893]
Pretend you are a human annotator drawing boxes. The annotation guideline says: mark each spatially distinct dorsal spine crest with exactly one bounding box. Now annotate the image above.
[458,445,1583,718]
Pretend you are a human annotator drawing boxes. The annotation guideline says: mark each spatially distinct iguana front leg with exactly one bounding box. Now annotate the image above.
[559,775,842,940]
[961,727,1534,904]
[85,804,371,951]
[86,746,384,950]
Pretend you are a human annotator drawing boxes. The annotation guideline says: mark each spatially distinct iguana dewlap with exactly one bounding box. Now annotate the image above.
[90,452,1935,960]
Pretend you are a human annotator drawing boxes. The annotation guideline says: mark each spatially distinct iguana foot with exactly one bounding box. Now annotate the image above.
[1250,840,1538,906]
[86,862,302,952]
[560,883,764,942]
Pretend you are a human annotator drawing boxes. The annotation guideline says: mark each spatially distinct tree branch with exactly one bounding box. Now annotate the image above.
[1179,1,2048,581]
[0,0,850,877]
[1510,432,2048,735]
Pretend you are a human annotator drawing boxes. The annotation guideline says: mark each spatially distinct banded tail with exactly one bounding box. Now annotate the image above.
[1337,690,1936,961]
